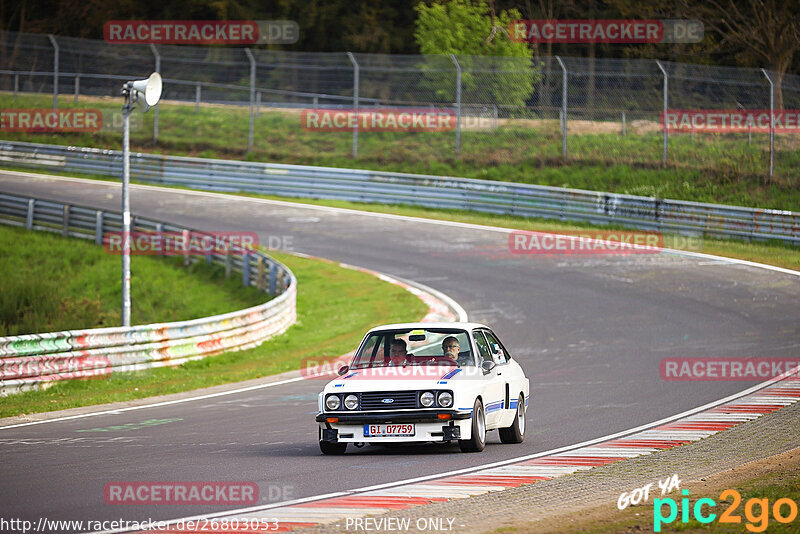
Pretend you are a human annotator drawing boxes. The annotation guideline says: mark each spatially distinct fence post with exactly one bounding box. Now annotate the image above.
[555,56,567,161]
[195,83,201,112]
[14,73,19,97]
[182,229,190,266]
[257,256,264,290]
[48,34,59,110]
[622,111,626,136]
[62,204,70,237]
[26,199,34,229]
[74,75,80,103]
[761,69,774,181]
[149,44,161,144]
[244,48,256,152]
[95,210,103,245]
[656,60,668,166]
[450,54,462,155]
[242,252,250,287]
[269,263,277,295]
[277,268,285,293]
[347,52,359,157]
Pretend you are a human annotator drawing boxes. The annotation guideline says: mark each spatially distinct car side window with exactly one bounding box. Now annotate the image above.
[473,330,493,364]
[483,330,508,364]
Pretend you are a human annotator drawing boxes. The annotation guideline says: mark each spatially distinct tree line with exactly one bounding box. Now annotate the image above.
[2,0,797,79]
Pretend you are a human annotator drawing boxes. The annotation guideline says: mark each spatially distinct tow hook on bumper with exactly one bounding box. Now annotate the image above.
[321,427,339,442]
[442,425,461,440]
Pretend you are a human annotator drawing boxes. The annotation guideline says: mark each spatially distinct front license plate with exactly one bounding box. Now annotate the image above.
[364,424,415,437]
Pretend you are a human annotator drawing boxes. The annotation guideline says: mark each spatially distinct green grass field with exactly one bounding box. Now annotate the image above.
[0,224,267,336]
[0,228,428,417]
[1,92,798,211]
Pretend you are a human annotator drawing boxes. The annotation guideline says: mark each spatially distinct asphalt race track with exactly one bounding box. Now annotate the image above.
[1,170,798,529]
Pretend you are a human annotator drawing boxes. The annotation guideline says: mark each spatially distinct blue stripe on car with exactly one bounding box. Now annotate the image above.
[440,369,462,380]
[485,400,505,413]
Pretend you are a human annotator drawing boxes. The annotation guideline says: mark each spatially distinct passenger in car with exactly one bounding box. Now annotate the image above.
[388,339,409,366]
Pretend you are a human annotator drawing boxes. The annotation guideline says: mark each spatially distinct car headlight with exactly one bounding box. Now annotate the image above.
[344,394,359,410]
[420,391,435,407]
[437,391,453,408]
[325,395,341,411]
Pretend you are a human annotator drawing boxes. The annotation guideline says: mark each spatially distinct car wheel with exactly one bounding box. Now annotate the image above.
[499,394,526,444]
[459,398,486,452]
[319,440,347,455]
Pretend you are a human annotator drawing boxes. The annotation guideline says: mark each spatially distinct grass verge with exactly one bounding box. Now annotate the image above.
[0,92,798,210]
[0,241,428,418]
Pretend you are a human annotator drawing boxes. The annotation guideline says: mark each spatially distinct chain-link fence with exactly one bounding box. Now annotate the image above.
[1,30,798,182]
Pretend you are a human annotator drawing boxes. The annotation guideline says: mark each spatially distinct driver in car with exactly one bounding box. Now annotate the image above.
[441,336,463,364]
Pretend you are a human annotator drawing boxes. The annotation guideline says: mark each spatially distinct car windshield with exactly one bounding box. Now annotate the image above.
[350,328,474,369]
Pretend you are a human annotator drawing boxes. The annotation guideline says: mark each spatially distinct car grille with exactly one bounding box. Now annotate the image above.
[360,391,418,411]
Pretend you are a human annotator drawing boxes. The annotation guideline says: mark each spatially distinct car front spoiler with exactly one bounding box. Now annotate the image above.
[315,410,471,424]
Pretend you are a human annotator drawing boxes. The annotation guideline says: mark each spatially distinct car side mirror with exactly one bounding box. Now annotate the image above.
[481,360,496,374]
[338,365,349,376]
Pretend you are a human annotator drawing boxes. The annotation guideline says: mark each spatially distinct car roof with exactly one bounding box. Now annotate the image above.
[367,322,490,333]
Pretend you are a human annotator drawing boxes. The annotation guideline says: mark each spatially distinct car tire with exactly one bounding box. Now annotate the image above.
[319,440,347,455]
[459,398,486,452]
[499,394,526,444]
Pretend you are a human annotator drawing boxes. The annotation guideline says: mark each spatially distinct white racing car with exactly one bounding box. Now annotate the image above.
[316,322,529,454]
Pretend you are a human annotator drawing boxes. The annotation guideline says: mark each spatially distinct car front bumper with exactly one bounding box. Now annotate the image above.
[317,410,472,443]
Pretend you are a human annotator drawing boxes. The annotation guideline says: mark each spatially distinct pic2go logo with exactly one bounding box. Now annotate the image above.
[654,489,799,532]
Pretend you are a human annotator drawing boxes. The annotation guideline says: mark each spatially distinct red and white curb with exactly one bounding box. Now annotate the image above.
[125,370,800,533]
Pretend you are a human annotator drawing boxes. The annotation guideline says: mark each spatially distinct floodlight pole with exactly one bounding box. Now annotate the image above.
[121,84,133,327]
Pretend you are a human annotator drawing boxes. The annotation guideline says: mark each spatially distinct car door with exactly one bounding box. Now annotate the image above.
[472,329,506,428]
[482,328,521,429]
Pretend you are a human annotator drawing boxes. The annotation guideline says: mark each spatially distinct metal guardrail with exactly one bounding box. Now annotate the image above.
[0,140,797,244]
[0,192,297,395]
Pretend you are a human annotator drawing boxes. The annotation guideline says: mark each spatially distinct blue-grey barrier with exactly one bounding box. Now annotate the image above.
[0,140,797,244]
